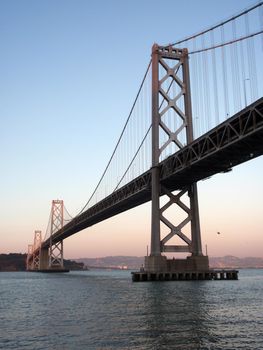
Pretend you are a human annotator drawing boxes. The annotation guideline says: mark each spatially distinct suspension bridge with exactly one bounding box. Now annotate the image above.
[27,2,263,280]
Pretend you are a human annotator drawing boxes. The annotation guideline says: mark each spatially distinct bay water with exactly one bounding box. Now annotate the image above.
[0,269,263,349]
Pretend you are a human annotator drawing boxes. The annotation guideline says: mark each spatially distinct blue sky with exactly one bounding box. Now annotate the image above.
[1,0,262,258]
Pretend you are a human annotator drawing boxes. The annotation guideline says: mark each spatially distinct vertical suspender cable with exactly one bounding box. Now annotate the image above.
[221,26,230,118]
[231,20,241,112]
[245,12,258,102]
[202,35,211,131]
[259,5,263,51]
[210,30,219,126]
[191,39,199,138]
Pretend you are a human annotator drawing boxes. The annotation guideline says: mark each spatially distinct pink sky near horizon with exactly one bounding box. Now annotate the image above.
[65,161,263,260]
[2,157,263,260]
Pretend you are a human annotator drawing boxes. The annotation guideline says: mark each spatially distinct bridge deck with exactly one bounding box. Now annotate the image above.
[42,97,263,248]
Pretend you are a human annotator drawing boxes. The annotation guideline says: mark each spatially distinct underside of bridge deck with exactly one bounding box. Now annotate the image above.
[40,97,263,249]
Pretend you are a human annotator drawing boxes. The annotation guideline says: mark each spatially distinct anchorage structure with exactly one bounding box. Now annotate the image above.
[145,44,209,273]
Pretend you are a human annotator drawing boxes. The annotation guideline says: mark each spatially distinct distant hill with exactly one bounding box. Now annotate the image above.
[0,253,26,271]
[76,256,144,269]
[2,254,263,271]
[0,253,84,271]
[209,256,263,269]
[77,255,263,270]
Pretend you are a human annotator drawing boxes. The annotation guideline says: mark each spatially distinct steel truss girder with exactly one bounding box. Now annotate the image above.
[159,102,263,182]
[43,171,152,246]
[40,98,263,249]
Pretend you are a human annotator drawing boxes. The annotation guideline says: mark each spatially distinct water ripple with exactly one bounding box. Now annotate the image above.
[0,269,263,349]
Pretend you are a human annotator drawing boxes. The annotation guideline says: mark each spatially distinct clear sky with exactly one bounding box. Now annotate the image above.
[1,0,262,259]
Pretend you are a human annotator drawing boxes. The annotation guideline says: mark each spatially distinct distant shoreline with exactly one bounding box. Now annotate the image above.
[0,253,84,272]
[1,254,263,272]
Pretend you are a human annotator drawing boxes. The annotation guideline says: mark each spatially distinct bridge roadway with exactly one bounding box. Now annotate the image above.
[42,97,263,249]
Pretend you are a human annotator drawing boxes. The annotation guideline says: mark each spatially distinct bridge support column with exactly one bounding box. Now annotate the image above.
[146,44,208,273]
[48,200,65,270]
[150,43,161,257]
[26,200,68,273]
[32,230,42,270]
[39,247,49,270]
[26,244,34,270]
[190,183,203,256]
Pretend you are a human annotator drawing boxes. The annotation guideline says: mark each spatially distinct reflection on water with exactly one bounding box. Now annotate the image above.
[142,282,217,349]
[0,269,263,349]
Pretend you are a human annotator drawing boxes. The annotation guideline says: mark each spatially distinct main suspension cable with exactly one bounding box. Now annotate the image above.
[75,59,152,217]
[113,125,152,192]
[189,30,263,54]
[166,1,263,47]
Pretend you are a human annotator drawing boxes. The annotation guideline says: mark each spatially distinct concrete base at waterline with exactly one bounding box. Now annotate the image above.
[131,269,238,282]
[132,255,238,281]
[144,255,209,273]
[38,268,69,273]
[28,268,69,273]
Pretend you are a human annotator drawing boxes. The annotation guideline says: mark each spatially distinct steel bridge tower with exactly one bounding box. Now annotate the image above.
[48,199,64,269]
[27,200,67,272]
[33,230,42,269]
[26,244,34,270]
[145,44,209,272]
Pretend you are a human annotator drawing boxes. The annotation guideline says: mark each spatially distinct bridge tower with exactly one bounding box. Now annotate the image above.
[26,200,68,272]
[26,244,34,270]
[145,44,209,272]
[49,199,64,269]
[32,230,42,270]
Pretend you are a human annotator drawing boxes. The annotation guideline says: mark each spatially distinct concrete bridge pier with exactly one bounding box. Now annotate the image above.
[144,255,209,273]
[38,243,69,272]
[39,248,49,270]
[27,245,69,272]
